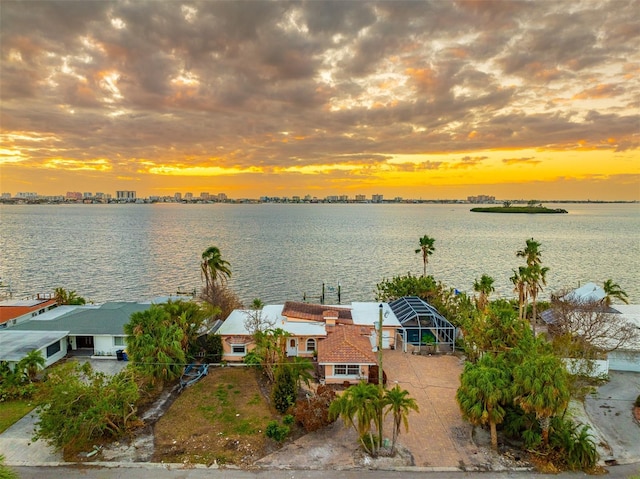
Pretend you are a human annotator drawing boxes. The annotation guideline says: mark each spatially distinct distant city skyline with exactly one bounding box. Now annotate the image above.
[1,2,639,200]
[2,189,635,204]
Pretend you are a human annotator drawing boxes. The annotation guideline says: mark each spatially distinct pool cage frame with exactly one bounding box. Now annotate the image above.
[389,296,457,353]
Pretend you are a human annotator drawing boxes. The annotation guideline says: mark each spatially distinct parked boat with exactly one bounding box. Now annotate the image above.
[179,363,209,391]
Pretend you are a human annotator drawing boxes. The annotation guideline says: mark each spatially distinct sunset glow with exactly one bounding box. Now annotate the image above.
[1,1,638,200]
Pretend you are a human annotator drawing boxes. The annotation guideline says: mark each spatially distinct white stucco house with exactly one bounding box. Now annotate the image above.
[0,301,161,365]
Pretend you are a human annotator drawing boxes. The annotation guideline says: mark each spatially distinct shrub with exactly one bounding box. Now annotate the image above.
[635,394,640,408]
[272,365,296,414]
[549,417,599,471]
[282,414,294,426]
[265,420,289,442]
[293,385,336,432]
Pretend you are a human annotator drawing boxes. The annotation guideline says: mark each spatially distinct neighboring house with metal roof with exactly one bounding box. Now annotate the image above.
[4,301,155,359]
[217,301,401,384]
[542,283,640,373]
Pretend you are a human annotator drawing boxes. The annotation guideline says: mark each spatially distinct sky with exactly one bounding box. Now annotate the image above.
[1,1,639,201]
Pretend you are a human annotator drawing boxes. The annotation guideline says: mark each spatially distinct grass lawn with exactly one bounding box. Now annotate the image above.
[0,400,35,433]
[153,366,279,467]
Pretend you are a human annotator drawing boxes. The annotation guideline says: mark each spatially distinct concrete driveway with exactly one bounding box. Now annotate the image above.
[584,371,640,465]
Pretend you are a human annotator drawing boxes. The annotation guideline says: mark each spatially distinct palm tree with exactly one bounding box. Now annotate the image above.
[516,238,542,267]
[512,345,570,446]
[54,287,86,306]
[525,264,549,336]
[124,305,186,385]
[415,235,436,276]
[516,238,547,334]
[456,354,511,451]
[473,274,495,311]
[602,279,629,307]
[200,246,231,291]
[510,267,528,321]
[17,349,46,381]
[383,385,419,454]
[329,382,383,456]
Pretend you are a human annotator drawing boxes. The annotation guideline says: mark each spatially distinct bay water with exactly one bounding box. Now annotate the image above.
[1,203,638,305]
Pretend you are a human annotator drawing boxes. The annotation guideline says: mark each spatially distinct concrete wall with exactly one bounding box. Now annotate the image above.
[608,350,640,372]
[93,335,127,356]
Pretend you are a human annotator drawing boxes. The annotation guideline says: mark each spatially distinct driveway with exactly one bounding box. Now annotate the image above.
[257,350,489,470]
[382,350,485,468]
[583,371,640,465]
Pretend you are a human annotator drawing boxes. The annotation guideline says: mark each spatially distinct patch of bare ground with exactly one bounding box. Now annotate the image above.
[152,367,281,467]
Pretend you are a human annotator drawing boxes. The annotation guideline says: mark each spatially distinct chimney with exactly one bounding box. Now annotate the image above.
[323,310,338,329]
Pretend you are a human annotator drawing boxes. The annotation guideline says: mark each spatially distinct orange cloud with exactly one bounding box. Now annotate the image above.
[573,84,622,100]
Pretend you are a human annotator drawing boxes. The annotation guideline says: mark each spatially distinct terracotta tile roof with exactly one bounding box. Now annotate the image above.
[0,298,58,324]
[317,324,377,365]
[282,301,352,324]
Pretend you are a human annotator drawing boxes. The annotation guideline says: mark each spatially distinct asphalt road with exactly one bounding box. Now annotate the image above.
[10,463,640,479]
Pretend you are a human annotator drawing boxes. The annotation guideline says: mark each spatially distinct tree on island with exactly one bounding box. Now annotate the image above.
[503,201,512,208]
[415,235,436,276]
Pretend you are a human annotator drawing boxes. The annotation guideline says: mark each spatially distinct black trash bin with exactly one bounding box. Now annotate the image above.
[116,349,124,361]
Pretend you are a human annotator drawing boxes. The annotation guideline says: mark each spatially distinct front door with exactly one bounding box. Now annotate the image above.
[286,338,298,357]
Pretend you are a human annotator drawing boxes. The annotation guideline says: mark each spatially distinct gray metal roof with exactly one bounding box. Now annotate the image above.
[9,302,152,335]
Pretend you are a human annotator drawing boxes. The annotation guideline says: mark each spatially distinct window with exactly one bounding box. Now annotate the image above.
[231,344,246,355]
[334,364,360,376]
[306,338,316,352]
[114,336,125,347]
[46,341,61,358]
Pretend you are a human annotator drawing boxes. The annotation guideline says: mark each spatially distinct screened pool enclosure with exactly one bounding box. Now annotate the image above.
[389,296,457,352]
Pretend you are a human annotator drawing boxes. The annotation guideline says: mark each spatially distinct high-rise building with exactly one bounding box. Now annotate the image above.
[372,194,383,203]
[66,192,82,200]
[116,191,136,200]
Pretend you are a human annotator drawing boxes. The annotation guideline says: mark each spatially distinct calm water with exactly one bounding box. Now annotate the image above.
[1,203,639,305]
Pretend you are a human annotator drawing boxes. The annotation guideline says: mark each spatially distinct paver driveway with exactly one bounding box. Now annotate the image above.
[383,349,480,468]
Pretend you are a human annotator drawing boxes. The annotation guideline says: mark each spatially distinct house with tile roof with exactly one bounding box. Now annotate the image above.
[217,301,401,384]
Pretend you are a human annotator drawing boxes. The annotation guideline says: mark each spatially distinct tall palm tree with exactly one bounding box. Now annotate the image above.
[602,279,629,307]
[473,274,495,311]
[516,238,542,267]
[415,235,436,276]
[525,264,549,336]
[510,267,528,321]
[456,354,511,451]
[383,385,419,454]
[201,246,231,291]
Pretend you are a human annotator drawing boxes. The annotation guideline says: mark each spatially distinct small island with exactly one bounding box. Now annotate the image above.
[471,201,568,214]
